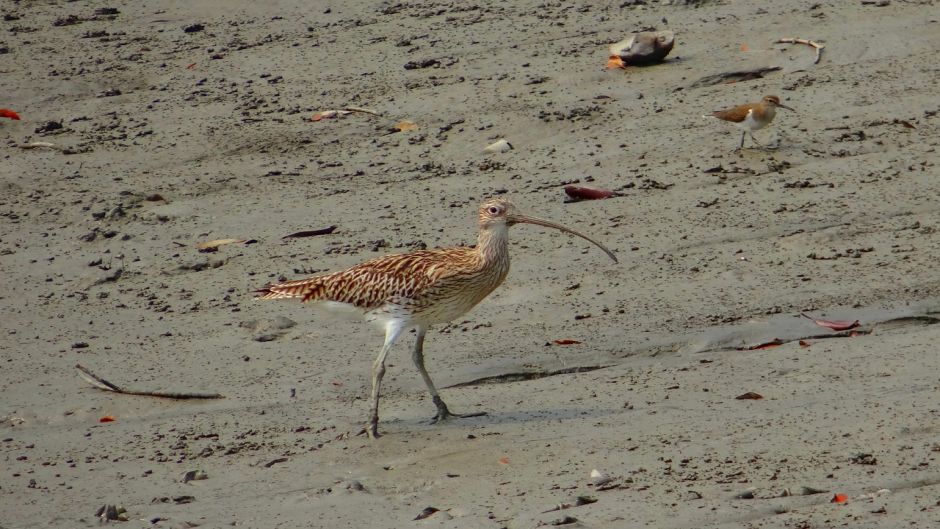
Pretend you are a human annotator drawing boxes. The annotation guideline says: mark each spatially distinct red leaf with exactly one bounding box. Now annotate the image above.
[99,416,115,423]
[798,340,810,347]
[0,109,21,120]
[185,62,197,69]
[498,457,510,465]
[831,493,848,504]
[553,339,582,345]
[738,338,783,350]
[735,392,763,400]
[564,185,615,201]
[801,313,859,331]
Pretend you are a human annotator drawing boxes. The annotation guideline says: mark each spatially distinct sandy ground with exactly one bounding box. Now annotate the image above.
[2,0,940,527]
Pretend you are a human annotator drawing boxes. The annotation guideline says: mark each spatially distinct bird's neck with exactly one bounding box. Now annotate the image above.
[475,224,510,267]
[754,104,775,122]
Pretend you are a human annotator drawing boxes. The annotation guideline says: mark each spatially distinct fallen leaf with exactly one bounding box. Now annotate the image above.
[739,43,749,52]
[498,457,510,465]
[553,339,582,345]
[99,416,115,423]
[0,109,21,120]
[282,226,337,239]
[735,392,764,400]
[831,493,848,504]
[185,62,196,69]
[564,185,615,200]
[897,120,915,129]
[801,313,860,331]
[392,120,417,132]
[605,55,626,70]
[330,380,343,387]
[311,110,346,121]
[413,507,439,521]
[195,238,247,251]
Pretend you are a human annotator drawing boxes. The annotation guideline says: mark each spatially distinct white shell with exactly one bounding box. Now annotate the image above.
[483,139,513,153]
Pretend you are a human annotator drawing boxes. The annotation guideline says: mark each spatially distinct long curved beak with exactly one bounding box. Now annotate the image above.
[508,213,618,263]
[777,103,795,112]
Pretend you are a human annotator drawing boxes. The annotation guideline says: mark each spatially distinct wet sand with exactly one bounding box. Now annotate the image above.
[2,1,940,527]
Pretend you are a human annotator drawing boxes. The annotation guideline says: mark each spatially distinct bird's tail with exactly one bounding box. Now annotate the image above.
[255,276,327,302]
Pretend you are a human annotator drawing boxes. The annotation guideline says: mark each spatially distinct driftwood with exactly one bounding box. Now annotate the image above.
[75,364,224,399]
[776,37,824,64]
[690,66,782,88]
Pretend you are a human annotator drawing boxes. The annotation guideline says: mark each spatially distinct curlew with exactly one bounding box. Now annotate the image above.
[709,95,794,150]
[256,197,617,438]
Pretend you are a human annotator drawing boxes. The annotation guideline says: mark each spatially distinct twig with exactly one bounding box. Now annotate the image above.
[776,37,824,64]
[342,106,381,116]
[75,364,224,399]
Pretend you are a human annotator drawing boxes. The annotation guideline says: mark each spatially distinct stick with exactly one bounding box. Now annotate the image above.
[75,364,224,399]
[342,106,381,116]
[776,37,824,64]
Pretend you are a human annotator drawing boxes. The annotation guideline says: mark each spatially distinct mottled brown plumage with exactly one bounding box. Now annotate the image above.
[710,95,794,149]
[256,197,617,438]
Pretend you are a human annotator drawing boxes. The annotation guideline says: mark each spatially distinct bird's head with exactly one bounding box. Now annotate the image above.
[763,95,794,111]
[476,197,618,263]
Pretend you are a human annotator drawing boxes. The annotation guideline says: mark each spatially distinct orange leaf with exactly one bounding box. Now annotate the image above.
[99,416,115,423]
[740,43,749,52]
[553,339,582,345]
[393,120,417,132]
[831,493,848,504]
[605,55,626,70]
[0,109,21,120]
[498,457,510,465]
[799,340,810,347]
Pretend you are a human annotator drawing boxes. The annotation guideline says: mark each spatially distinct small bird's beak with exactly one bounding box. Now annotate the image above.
[777,102,795,112]
[507,213,618,263]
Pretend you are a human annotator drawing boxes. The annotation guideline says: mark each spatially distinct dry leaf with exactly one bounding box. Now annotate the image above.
[739,43,749,52]
[498,457,510,465]
[831,493,848,504]
[799,340,810,347]
[99,416,115,423]
[735,392,764,400]
[801,313,860,331]
[553,339,582,345]
[738,339,783,350]
[195,238,247,250]
[413,507,439,521]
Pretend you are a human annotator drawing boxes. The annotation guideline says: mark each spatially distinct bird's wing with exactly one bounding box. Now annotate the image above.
[256,247,477,309]
[711,104,750,123]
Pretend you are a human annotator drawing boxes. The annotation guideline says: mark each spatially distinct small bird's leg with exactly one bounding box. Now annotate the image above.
[412,327,486,424]
[367,322,405,439]
[738,130,746,150]
[749,132,765,148]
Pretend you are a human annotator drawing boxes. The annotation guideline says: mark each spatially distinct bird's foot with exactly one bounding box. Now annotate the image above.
[430,396,486,424]
[364,417,382,439]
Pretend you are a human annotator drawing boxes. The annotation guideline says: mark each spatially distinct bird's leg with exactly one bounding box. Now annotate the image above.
[748,132,765,148]
[367,322,405,439]
[737,130,746,150]
[412,328,486,424]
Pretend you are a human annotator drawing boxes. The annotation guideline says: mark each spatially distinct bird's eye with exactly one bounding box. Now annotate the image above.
[488,206,500,215]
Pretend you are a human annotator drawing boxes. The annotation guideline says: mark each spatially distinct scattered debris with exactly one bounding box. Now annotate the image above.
[831,493,848,504]
[484,139,513,153]
[182,470,208,483]
[553,339,582,345]
[99,415,116,423]
[737,338,784,350]
[390,119,417,133]
[607,30,675,69]
[414,507,439,520]
[776,37,825,64]
[283,226,337,239]
[75,364,224,399]
[542,496,597,513]
[18,142,61,150]
[735,392,764,400]
[310,107,381,121]
[95,504,128,522]
[263,457,288,468]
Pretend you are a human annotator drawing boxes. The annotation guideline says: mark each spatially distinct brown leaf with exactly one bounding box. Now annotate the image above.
[798,340,810,347]
[738,338,783,350]
[498,457,510,465]
[282,226,337,239]
[605,55,626,70]
[553,339,582,345]
[414,507,439,521]
[735,392,764,400]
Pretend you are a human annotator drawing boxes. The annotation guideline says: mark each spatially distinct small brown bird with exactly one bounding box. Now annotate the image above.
[710,95,794,150]
[256,198,617,438]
